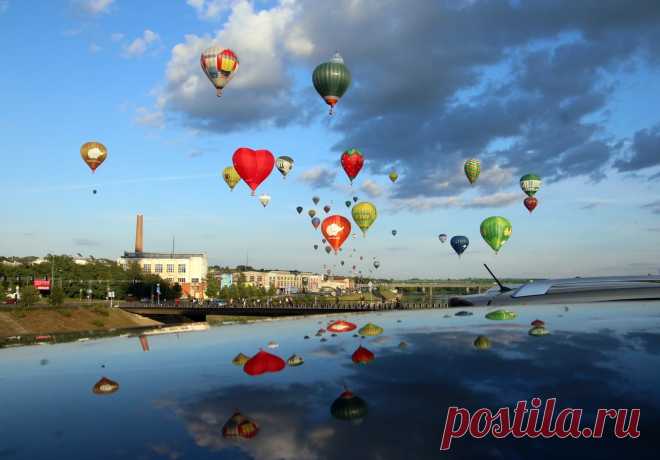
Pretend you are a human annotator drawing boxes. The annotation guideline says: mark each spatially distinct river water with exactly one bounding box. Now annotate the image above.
[1,302,659,459]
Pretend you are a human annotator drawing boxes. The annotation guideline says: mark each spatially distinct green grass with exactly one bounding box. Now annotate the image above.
[56,309,73,317]
[91,307,110,317]
[90,319,105,328]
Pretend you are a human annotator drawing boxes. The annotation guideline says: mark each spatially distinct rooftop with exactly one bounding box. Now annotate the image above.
[121,251,207,259]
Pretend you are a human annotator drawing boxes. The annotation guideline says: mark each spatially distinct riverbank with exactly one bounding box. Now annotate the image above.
[0,306,161,339]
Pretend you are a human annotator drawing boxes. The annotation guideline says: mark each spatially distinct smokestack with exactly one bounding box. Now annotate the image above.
[135,214,144,253]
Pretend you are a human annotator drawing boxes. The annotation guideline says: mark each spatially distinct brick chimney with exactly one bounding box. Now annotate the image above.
[135,214,144,253]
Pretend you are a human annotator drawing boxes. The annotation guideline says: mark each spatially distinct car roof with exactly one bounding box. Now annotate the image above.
[511,275,660,298]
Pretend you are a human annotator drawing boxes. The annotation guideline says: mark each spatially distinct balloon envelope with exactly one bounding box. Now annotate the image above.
[232,148,275,195]
[388,171,398,183]
[222,166,241,191]
[276,156,294,178]
[341,149,364,184]
[313,52,351,115]
[311,217,321,229]
[222,411,258,439]
[331,390,367,421]
[201,47,239,96]
[450,236,469,256]
[323,205,331,213]
[352,345,375,364]
[243,350,285,376]
[296,206,303,214]
[524,196,538,213]
[464,159,481,184]
[392,229,397,236]
[327,320,357,333]
[81,142,107,173]
[520,174,542,197]
[480,216,512,253]
[308,209,316,218]
[439,233,448,243]
[313,196,320,205]
[345,201,351,208]
[321,215,351,254]
[351,202,377,236]
[258,194,271,207]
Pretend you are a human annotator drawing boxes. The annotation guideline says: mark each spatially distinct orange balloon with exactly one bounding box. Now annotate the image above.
[80,142,107,173]
[321,215,351,254]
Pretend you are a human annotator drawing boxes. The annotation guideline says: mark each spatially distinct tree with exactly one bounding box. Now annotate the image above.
[205,274,220,299]
[172,283,183,299]
[20,285,41,307]
[49,286,65,306]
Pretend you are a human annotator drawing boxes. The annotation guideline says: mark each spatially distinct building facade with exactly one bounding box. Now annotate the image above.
[234,270,323,293]
[117,252,208,299]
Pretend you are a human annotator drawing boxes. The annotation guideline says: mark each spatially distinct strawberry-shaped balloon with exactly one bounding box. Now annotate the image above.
[340,148,364,185]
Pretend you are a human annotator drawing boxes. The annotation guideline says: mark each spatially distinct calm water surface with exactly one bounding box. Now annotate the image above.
[1,302,660,459]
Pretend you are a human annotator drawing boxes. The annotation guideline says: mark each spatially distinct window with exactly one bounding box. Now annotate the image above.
[250,276,255,282]
[178,278,186,283]
[143,264,151,273]
[167,264,174,273]
[155,264,163,273]
[192,278,199,283]
[178,264,186,273]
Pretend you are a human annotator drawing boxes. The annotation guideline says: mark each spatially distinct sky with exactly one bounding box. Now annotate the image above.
[1,0,660,279]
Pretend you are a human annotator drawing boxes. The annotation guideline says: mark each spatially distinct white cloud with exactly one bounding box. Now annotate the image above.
[479,164,515,189]
[387,191,518,212]
[77,0,114,15]
[464,191,519,208]
[0,1,9,14]
[123,29,160,58]
[135,107,165,128]
[298,166,337,189]
[154,0,314,132]
[360,179,384,198]
[111,32,124,42]
[186,0,235,20]
[89,42,102,53]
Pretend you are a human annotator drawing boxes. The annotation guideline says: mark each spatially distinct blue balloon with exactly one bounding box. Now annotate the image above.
[450,235,469,257]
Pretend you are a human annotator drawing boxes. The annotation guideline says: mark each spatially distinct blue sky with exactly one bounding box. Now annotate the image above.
[1,0,659,279]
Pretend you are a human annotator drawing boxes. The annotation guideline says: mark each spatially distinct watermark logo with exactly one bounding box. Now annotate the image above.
[440,398,640,451]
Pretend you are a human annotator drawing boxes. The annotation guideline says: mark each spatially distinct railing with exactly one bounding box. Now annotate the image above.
[122,300,449,311]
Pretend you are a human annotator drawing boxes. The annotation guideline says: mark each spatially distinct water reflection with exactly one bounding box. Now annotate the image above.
[1,303,659,459]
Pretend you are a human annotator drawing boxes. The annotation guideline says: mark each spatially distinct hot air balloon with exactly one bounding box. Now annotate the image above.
[243,350,285,376]
[353,196,358,203]
[341,149,364,185]
[222,411,259,439]
[232,148,275,196]
[258,194,271,208]
[373,261,380,269]
[388,171,398,183]
[321,238,327,244]
[345,200,351,208]
[321,215,351,254]
[92,377,119,395]
[308,209,316,218]
[325,246,332,254]
[92,189,97,195]
[352,202,377,236]
[352,345,375,364]
[276,155,294,178]
[529,326,550,336]
[139,335,149,352]
[485,309,517,320]
[392,230,397,236]
[296,206,303,214]
[450,236,469,257]
[331,389,368,421]
[232,353,250,366]
[358,323,383,337]
[81,142,107,173]
[312,52,351,115]
[327,320,357,333]
[222,166,241,191]
[359,256,363,261]
[480,216,512,254]
[311,217,321,230]
[323,205,331,213]
[473,336,491,350]
[312,196,320,205]
[464,159,481,185]
[200,46,239,97]
[287,354,304,366]
[524,196,538,213]
[439,233,448,243]
[520,174,542,197]
[531,319,545,327]
[314,244,318,250]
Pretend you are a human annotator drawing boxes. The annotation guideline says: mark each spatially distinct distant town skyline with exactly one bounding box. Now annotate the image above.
[1,0,659,279]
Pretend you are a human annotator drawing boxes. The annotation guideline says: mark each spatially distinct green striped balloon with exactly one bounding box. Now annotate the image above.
[312,53,351,115]
[464,159,481,184]
[520,174,542,197]
[480,216,512,254]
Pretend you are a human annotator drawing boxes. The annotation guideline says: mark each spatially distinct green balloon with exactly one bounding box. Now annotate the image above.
[480,216,512,254]
[464,159,481,184]
[520,174,542,197]
[351,202,378,236]
[313,53,351,115]
[529,326,550,336]
[473,336,491,349]
[485,309,517,321]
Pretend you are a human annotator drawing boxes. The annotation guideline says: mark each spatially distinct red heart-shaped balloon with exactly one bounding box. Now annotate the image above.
[243,350,285,376]
[232,147,275,194]
[340,149,364,184]
[321,215,351,254]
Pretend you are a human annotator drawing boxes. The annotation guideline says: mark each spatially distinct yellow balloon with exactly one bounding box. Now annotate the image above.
[80,142,107,173]
[351,202,377,236]
[222,166,241,191]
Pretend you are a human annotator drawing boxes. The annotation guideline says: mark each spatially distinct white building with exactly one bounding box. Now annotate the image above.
[117,251,208,299]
